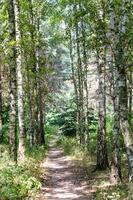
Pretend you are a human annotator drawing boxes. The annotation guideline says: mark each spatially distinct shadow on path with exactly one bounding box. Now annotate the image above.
[38,146,95,200]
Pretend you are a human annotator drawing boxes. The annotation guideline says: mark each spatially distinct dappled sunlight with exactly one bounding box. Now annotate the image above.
[39,147,95,200]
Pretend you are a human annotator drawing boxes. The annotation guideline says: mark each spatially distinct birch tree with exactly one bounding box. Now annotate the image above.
[13,0,25,162]
[8,0,17,161]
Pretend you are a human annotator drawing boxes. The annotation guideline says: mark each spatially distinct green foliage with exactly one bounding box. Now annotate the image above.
[57,136,77,155]
[96,184,129,200]
[0,145,45,200]
[0,165,41,200]
[106,106,114,153]
[45,124,59,135]
[57,136,94,163]
[2,105,9,123]
[45,124,59,143]
[46,95,77,137]
[58,107,77,137]
[0,165,40,199]
[0,105,9,144]
[26,145,46,161]
[50,102,98,153]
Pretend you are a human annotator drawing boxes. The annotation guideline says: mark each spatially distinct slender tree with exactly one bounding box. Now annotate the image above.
[8,0,17,161]
[96,47,109,170]
[13,0,25,162]
[74,3,85,145]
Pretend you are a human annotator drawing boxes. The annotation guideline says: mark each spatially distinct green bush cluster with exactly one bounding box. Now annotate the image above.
[0,145,46,200]
[0,164,41,200]
[45,124,59,143]
[57,136,92,162]
[26,145,46,161]
[96,185,129,200]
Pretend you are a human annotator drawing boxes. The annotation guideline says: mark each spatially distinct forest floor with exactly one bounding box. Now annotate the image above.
[36,145,96,200]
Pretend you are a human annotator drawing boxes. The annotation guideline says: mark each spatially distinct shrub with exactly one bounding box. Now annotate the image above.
[0,145,46,200]
[0,162,41,199]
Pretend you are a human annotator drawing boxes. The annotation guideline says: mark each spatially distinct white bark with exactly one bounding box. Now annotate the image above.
[13,0,25,162]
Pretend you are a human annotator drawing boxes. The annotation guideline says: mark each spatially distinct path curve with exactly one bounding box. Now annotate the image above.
[38,146,95,200]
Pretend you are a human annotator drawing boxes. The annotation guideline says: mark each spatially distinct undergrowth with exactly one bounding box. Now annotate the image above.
[96,184,129,200]
[0,144,46,200]
[57,136,95,167]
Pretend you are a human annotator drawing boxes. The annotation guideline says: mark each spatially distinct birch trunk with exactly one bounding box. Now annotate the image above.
[96,48,109,170]
[108,1,122,183]
[8,0,17,161]
[81,17,89,143]
[13,0,25,162]
[74,4,85,145]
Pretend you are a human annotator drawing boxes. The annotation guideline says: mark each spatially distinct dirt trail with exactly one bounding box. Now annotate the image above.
[37,146,95,200]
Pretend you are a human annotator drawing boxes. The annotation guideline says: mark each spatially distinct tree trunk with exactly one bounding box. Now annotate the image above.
[29,0,38,145]
[25,57,34,146]
[38,82,45,145]
[8,0,17,161]
[128,69,132,127]
[96,48,109,170]
[69,29,79,139]
[74,4,85,145]
[108,1,122,183]
[13,0,25,162]
[0,60,3,143]
[118,67,133,181]
[80,16,89,144]
[111,66,122,184]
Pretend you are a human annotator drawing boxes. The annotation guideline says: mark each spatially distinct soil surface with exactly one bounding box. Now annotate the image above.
[36,146,96,200]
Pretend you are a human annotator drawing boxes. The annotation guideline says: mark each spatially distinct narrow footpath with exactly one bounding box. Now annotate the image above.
[36,146,96,200]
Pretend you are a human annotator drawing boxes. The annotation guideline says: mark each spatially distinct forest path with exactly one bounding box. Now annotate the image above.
[37,145,95,200]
